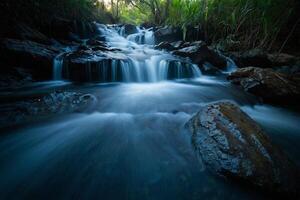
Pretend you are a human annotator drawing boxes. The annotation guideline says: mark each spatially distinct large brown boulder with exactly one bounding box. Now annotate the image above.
[173,41,227,69]
[228,67,300,104]
[186,101,299,197]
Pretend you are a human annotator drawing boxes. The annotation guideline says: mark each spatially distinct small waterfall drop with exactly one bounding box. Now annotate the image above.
[126,27,155,45]
[53,47,72,80]
[53,53,64,80]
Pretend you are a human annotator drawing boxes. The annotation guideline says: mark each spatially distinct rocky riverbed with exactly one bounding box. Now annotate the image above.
[0,22,300,199]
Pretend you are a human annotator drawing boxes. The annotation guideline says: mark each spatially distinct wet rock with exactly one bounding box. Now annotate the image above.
[214,35,241,52]
[78,44,91,51]
[94,35,106,42]
[154,26,183,44]
[155,42,177,51]
[229,49,297,68]
[0,38,60,80]
[123,24,138,35]
[155,41,186,51]
[267,53,297,66]
[66,49,106,64]
[229,49,272,68]
[86,39,108,47]
[171,41,186,49]
[0,91,97,128]
[186,101,299,196]
[140,22,156,29]
[91,46,111,52]
[84,39,110,52]
[173,41,227,69]
[228,67,300,104]
[64,49,127,82]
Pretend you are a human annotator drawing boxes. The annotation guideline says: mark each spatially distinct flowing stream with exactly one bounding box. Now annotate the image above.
[1,25,300,200]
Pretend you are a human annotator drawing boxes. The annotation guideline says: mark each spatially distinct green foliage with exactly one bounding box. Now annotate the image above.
[114,0,297,50]
[118,2,152,24]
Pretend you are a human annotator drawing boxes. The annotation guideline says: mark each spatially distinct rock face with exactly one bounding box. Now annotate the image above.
[155,41,178,51]
[173,41,227,69]
[63,45,126,82]
[122,24,138,36]
[228,67,300,104]
[186,101,299,196]
[0,38,60,79]
[0,91,97,128]
[228,49,297,68]
[154,26,183,44]
[156,40,227,72]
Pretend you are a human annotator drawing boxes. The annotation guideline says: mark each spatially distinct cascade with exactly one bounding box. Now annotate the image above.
[54,24,202,82]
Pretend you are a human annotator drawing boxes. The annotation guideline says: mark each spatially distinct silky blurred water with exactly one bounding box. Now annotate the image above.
[1,79,300,200]
[1,24,299,199]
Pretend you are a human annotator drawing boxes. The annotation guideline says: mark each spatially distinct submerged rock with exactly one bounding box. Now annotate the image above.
[0,91,97,128]
[228,67,300,104]
[186,101,299,196]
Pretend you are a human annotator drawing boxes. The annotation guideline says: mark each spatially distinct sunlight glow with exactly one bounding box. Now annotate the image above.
[98,0,111,6]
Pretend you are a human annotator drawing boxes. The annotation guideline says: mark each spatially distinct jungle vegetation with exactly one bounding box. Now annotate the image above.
[1,0,299,51]
[109,0,299,51]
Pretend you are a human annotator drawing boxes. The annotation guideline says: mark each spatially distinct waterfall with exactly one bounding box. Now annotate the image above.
[126,27,155,45]
[59,24,202,82]
[53,53,64,80]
